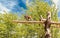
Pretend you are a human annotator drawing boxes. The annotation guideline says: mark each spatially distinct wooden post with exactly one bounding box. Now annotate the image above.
[44,19,51,38]
[41,11,51,38]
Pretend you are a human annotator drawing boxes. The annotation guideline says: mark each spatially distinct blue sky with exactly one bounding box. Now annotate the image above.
[0,0,27,14]
[0,0,60,17]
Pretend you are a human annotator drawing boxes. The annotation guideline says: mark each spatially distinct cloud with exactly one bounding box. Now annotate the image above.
[0,0,19,14]
[52,0,59,9]
[52,0,60,17]
[0,0,27,14]
[52,0,59,5]
[0,3,10,14]
[52,0,60,10]
[57,1,60,11]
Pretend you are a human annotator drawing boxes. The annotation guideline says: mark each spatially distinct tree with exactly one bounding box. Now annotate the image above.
[0,0,59,38]
[20,0,58,38]
[0,13,19,38]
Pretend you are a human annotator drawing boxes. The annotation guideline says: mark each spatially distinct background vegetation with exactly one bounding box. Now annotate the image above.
[0,0,60,38]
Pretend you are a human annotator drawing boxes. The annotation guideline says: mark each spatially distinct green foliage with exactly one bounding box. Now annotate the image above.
[21,0,59,38]
[0,13,18,38]
[0,0,59,38]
